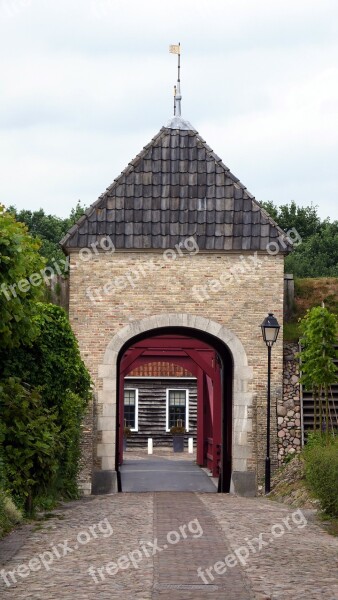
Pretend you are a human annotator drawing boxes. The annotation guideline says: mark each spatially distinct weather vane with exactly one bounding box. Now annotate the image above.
[169,43,181,117]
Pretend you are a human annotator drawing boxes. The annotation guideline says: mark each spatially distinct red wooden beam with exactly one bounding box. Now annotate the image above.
[127,336,214,351]
[118,370,124,465]
[196,367,204,466]
[120,347,146,376]
[184,349,215,380]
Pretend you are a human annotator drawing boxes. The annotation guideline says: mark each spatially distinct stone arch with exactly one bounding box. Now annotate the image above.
[95,314,255,495]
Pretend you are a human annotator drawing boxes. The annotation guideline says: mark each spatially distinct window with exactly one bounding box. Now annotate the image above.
[124,389,138,431]
[166,389,189,431]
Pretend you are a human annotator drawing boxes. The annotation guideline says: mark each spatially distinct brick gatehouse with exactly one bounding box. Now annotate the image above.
[61,112,291,496]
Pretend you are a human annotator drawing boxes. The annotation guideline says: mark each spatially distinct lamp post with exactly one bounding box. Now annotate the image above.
[260,312,280,494]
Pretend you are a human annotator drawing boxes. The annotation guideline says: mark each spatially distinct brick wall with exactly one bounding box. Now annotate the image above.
[129,362,193,377]
[70,249,285,491]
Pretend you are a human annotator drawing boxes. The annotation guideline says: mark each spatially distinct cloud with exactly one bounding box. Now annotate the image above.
[0,0,337,219]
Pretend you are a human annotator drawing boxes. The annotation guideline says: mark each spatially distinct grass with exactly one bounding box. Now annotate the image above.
[0,490,23,539]
[317,514,338,537]
[284,321,301,342]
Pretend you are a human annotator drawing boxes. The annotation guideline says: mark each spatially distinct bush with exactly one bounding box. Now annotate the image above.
[57,390,88,497]
[303,435,338,517]
[0,303,92,500]
[0,378,60,514]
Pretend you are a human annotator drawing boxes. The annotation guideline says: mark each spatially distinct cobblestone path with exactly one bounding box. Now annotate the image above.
[0,493,337,599]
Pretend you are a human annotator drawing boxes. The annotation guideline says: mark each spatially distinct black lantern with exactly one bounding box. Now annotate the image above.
[261,312,280,347]
[260,312,280,494]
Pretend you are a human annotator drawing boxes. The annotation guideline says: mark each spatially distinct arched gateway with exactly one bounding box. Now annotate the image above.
[61,112,290,497]
[95,315,254,495]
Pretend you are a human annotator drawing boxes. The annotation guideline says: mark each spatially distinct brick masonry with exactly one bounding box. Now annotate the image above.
[71,248,285,495]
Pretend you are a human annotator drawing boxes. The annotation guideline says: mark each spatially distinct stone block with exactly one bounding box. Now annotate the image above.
[101,456,116,470]
[98,390,116,405]
[233,445,252,459]
[233,405,248,419]
[98,417,116,431]
[234,431,248,446]
[92,470,118,495]
[231,471,256,497]
[232,458,247,471]
[204,320,223,338]
[234,417,252,434]
[235,365,253,380]
[78,482,92,496]
[234,392,252,406]
[101,430,115,444]
[102,350,118,366]
[102,377,117,392]
[98,364,116,378]
[97,443,115,457]
[102,404,117,417]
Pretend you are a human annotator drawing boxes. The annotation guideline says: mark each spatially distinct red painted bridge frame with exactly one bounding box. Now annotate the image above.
[119,334,223,477]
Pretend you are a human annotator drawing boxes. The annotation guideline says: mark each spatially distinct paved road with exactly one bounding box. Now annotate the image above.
[120,457,217,492]
[0,493,337,599]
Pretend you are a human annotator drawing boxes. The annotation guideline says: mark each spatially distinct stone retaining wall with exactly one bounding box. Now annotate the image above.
[277,342,302,465]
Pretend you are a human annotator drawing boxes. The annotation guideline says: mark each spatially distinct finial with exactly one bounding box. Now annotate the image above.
[169,43,181,116]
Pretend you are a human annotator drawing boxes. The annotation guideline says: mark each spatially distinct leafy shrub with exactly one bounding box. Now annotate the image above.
[0,303,92,500]
[305,431,334,450]
[0,378,60,514]
[303,435,338,517]
[57,390,88,497]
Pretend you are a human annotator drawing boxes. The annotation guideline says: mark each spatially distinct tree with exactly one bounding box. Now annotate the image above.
[0,205,46,348]
[261,201,338,277]
[285,221,338,277]
[8,202,86,270]
[261,200,322,239]
[298,306,338,439]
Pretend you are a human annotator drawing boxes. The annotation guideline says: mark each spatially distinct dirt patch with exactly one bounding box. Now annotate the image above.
[285,277,338,340]
[294,277,338,317]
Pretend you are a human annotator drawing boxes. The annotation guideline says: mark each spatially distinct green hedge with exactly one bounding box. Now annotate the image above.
[0,379,60,513]
[0,303,92,512]
[304,435,338,517]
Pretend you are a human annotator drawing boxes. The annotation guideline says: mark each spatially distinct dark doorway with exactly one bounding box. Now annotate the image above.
[116,327,233,493]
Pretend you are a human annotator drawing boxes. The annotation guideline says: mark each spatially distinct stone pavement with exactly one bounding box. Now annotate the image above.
[121,457,217,492]
[0,493,337,600]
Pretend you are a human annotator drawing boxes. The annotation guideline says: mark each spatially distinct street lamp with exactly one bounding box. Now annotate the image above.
[260,312,280,494]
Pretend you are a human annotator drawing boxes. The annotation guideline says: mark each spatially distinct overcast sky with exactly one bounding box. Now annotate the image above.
[1,0,338,221]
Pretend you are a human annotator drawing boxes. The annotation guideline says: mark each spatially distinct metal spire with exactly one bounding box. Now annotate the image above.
[169,43,181,116]
[167,43,195,131]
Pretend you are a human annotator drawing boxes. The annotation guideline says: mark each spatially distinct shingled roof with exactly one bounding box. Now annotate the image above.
[60,119,291,253]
